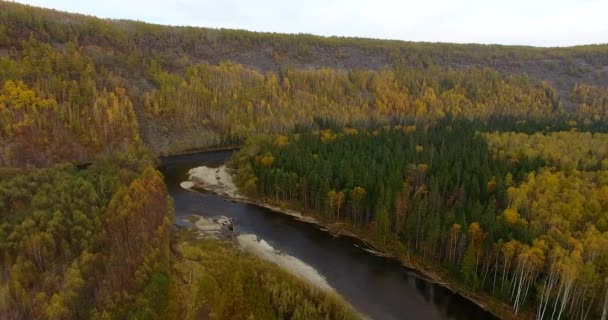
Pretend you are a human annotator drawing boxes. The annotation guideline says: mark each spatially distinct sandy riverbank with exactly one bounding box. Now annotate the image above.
[184,165,319,224]
[184,214,335,293]
[186,165,241,198]
[237,234,334,292]
[182,166,340,291]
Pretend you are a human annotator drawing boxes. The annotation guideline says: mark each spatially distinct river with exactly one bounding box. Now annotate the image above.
[160,150,498,320]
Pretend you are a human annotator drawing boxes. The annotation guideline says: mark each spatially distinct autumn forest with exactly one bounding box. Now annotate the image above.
[1,1,608,319]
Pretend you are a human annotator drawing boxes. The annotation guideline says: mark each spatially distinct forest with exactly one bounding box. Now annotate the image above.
[0,149,355,319]
[1,1,608,319]
[0,150,173,319]
[0,36,140,167]
[1,1,608,158]
[231,121,608,319]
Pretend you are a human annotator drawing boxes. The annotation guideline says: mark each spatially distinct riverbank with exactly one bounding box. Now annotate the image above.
[182,213,370,320]
[183,214,337,294]
[184,164,527,320]
[183,215,336,293]
[184,165,319,225]
[171,229,360,320]
[159,145,242,158]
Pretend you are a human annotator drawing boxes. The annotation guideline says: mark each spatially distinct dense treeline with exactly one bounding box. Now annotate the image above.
[144,62,566,143]
[571,84,608,123]
[142,60,608,142]
[0,151,173,319]
[504,169,608,319]
[231,122,608,319]
[171,234,358,320]
[142,60,608,147]
[484,131,608,171]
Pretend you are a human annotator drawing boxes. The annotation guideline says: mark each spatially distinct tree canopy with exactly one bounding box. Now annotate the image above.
[232,121,608,319]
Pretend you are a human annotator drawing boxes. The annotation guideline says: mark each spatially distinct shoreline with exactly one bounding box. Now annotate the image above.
[184,165,522,320]
[181,214,336,293]
[158,145,242,159]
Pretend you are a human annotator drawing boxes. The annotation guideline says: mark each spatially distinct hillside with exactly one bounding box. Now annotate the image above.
[2,2,608,320]
[0,151,358,319]
[1,1,608,164]
[0,151,175,319]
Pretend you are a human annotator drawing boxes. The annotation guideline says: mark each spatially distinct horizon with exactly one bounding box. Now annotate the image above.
[12,0,608,48]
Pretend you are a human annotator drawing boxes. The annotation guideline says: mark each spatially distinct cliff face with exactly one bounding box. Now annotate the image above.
[1,1,608,161]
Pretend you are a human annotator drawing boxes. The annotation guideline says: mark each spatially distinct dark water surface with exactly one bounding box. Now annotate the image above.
[160,150,498,320]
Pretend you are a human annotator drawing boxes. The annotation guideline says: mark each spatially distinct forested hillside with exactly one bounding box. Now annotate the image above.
[0,150,357,320]
[1,1,608,162]
[0,151,173,319]
[2,2,608,319]
[231,122,608,319]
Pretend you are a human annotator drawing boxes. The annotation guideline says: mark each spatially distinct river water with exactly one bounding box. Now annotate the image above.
[160,150,498,320]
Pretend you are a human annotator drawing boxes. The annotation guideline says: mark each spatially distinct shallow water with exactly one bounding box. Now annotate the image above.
[160,150,498,320]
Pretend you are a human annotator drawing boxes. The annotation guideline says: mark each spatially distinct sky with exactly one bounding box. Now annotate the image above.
[13,0,608,47]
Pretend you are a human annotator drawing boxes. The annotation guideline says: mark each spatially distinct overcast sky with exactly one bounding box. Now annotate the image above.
[14,0,608,47]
